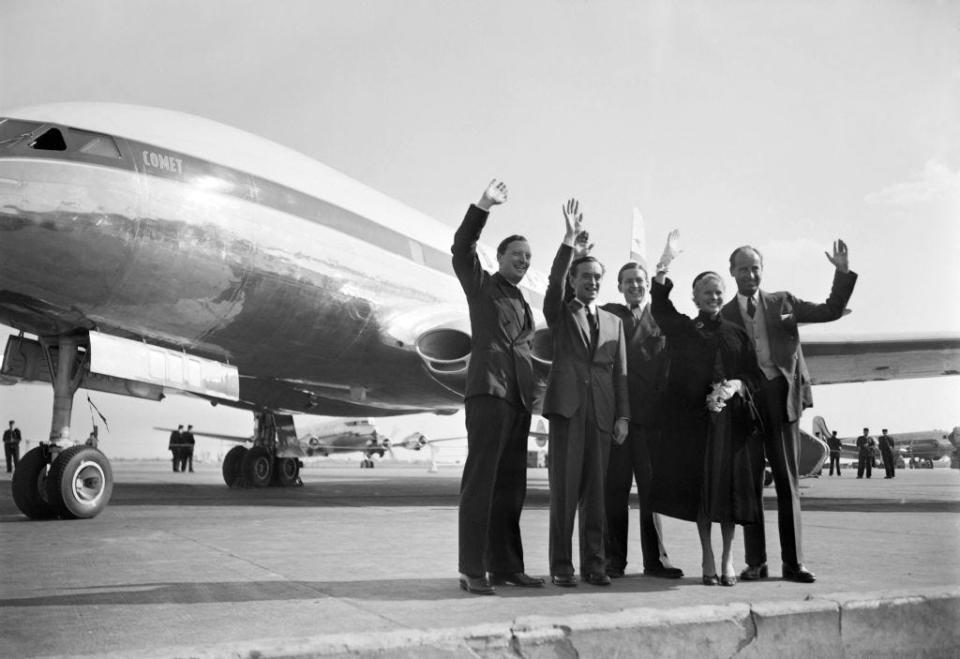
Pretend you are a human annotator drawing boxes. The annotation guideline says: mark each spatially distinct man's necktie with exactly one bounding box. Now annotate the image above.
[747,296,756,319]
[586,307,599,347]
[630,302,641,319]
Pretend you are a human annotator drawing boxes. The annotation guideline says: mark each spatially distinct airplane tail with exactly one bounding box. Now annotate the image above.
[812,415,831,440]
[630,207,648,269]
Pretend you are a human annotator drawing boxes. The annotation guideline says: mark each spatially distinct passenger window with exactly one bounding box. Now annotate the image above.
[30,128,67,151]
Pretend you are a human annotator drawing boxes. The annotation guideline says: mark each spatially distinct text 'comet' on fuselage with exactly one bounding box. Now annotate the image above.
[0,102,552,419]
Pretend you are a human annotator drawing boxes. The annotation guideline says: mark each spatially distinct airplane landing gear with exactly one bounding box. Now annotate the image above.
[11,446,58,519]
[11,333,114,520]
[45,445,113,519]
[221,412,302,488]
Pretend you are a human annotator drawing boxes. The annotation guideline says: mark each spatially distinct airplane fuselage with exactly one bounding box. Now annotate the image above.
[0,104,547,416]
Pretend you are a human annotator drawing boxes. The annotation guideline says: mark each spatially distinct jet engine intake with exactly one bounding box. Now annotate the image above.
[415,328,471,375]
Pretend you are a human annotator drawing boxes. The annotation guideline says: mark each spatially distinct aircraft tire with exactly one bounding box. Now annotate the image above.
[222,446,247,487]
[11,447,59,519]
[45,445,113,519]
[242,446,272,487]
[274,457,300,487]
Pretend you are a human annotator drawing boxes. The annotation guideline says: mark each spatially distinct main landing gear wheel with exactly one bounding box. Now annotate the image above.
[222,446,247,487]
[273,457,300,487]
[242,446,272,487]
[11,447,58,519]
[45,445,113,519]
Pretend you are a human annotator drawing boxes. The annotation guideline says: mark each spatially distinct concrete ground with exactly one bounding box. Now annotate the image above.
[1,460,958,658]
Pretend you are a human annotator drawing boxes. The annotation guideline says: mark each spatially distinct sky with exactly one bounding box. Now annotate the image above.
[1,0,958,458]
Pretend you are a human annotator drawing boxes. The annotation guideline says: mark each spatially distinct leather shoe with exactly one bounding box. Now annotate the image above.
[739,564,769,581]
[702,574,720,586]
[782,564,816,583]
[720,574,737,587]
[584,573,612,586]
[488,572,544,587]
[459,574,495,595]
[644,565,684,579]
[551,574,578,587]
[606,567,626,578]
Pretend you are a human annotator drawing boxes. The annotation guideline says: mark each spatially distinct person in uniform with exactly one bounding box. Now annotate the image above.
[4,420,22,473]
[856,428,875,479]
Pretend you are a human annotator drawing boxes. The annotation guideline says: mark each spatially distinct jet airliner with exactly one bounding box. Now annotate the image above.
[1,102,958,520]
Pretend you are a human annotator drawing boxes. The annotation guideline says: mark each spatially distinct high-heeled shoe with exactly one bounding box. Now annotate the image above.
[720,574,737,586]
[702,574,720,586]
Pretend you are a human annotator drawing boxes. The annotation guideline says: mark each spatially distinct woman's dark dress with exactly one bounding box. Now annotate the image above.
[649,278,762,525]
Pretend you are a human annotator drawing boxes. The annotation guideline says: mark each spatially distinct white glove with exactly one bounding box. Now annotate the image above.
[716,379,742,402]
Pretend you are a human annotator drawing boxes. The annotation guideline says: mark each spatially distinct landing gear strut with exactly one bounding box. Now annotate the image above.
[11,334,114,520]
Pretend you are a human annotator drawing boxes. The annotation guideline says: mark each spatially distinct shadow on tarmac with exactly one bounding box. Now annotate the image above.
[0,574,697,607]
[4,480,956,517]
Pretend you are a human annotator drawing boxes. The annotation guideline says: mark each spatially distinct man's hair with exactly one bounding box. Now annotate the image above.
[882,428,888,432]
[832,431,837,436]
[863,428,869,432]
[497,234,528,257]
[617,261,648,284]
[188,424,194,429]
[729,245,764,269]
[178,424,184,429]
[570,255,605,278]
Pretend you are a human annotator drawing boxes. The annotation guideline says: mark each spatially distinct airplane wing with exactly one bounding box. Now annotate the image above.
[802,334,960,385]
[153,427,251,443]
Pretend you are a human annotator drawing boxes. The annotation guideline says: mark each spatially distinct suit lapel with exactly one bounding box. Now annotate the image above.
[493,273,530,335]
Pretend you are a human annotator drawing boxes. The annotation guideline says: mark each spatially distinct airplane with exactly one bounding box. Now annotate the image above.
[812,416,957,468]
[2,102,959,520]
[155,417,432,476]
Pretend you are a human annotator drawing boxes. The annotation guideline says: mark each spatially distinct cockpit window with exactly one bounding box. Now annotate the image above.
[0,118,41,145]
[72,129,121,159]
[30,128,67,151]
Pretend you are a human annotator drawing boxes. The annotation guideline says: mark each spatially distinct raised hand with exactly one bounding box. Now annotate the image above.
[824,239,849,273]
[657,229,681,270]
[573,229,595,258]
[562,198,584,242]
[477,179,508,211]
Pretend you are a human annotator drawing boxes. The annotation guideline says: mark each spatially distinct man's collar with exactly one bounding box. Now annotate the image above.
[573,299,597,314]
[628,298,649,312]
[736,292,758,313]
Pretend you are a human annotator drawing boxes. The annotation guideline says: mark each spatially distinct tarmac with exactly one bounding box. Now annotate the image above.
[1,459,958,658]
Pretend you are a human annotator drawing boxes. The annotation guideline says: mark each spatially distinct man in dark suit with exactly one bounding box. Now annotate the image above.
[878,429,896,478]
[452,179,542,595]
[4,420,22,473]
[827,431,842,476]
[601,262,683,579]
[182,424,196,473]
[856,428,875,479]
[168,425,185,472]
[543,199,629,587]
[722,240,856,584]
